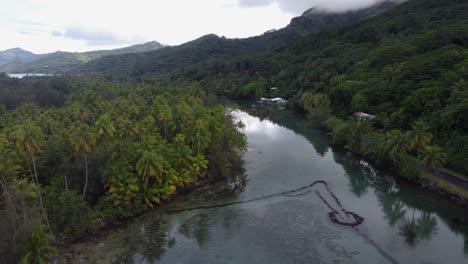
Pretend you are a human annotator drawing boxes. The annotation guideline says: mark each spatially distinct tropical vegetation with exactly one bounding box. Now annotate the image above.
[0,75,247,262]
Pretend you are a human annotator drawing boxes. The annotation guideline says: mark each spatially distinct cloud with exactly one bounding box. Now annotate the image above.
[239,0,396,14]
[18,28,50,36]
[61,26,143,46]
[238,0,272,7]
[51,30,62,37]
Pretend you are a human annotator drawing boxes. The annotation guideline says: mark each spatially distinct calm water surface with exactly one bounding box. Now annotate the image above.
[61,106,468,264]
[7,73,54,78]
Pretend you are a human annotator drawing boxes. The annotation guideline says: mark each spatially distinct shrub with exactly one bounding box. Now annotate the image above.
[399,162,420,180]
[44,190,92,236]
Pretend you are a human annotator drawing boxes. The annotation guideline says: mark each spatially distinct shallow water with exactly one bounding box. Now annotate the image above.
[61,106,468,264]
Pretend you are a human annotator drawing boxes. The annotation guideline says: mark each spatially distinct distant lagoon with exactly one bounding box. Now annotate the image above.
[7,73,55,78]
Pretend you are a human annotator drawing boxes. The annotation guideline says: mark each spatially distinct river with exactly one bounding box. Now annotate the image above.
[60,105,468,264]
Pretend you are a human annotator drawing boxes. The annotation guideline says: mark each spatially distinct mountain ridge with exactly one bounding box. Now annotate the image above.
[77,1,398,76]
[0,41,166,73]
[0,48,44,67]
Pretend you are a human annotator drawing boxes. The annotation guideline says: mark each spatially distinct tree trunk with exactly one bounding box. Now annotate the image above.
[31,152,53,234]
[24,152,35,184]
[197,126,200,155]
[417,149,421,167]
[82,152,88,200]
[0,172,14,211]
[164,120,168,144]
[64,175,68,192]
[0,173,17,247]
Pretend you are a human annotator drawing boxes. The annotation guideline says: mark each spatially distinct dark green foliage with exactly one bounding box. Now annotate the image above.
[400,163,420,180]
[93,199,147,220]
[16,228,58,264]
[43,181,91,236]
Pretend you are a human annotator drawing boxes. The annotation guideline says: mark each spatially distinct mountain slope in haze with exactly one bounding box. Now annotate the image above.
[0,48,44,67]
[77,1,397,76]
[0,41,166,73]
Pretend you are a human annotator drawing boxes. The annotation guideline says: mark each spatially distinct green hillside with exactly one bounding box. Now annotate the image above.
[0,48,43,66]
[78,1,395,76]
[0,41,165,73]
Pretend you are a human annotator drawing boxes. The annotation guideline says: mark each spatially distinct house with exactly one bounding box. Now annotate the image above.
[260,97,288,105]
[271,97,288,104]
[354,112,375,120]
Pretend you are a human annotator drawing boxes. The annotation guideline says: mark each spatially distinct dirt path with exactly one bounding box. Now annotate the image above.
[432,170,468,190]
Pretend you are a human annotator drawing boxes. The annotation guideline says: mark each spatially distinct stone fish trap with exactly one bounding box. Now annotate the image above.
[168,180,399,264]
[168,180,364,228]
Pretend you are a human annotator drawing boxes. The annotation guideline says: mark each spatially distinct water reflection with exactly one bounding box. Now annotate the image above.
[399,217,419,246]
[240,105,468,257]
[243,106,330,157]
[417,213,439,241]
[378,191,407,227]
[397,212,439,246]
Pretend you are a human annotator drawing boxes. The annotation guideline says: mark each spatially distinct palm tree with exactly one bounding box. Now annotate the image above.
[94,114,116,145]
[171,144,193,171]
[384,130,410,167]
[173,101,191,133]
[408,121,432,166]
[69,102,93,124]
[18,229,58,264]
[69,124,95,199]
[453,79,467,91]
[191,155,208,178]
[13,178,37,222]
[349,118,372,152]
[105,161,139,207]
[115,115,138,139]
[157,104,173,144]
[136,151,165,192]
[189,106,211,155]
[312,93,331,113]
[421,146,446,172]
[14,120,52,233]
[299,92,315,111]
[0,135,22,246]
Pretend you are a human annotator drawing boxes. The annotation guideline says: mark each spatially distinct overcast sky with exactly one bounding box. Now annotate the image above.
[0,0,389,54]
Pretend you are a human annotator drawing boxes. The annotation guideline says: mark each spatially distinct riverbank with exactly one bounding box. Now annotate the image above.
[251,100,468,206]
[419,170,468,204]
[313,113,468,207]
[275,95,468,208]
[327,141,468,207]
[54,175,233,254]
[57,107,468,264]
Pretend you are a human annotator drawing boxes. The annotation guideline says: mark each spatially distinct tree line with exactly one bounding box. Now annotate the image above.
[297,91,447,179]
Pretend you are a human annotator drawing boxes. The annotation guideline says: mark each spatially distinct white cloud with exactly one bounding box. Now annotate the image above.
[0,0,293,53]
[59,26,144,46]
[239,0,398,13]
